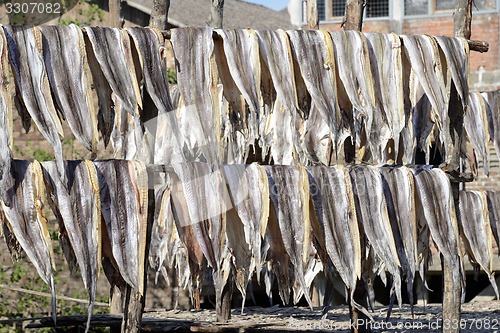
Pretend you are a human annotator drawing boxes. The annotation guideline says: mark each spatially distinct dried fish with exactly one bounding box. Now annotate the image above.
[264,165,313,308]
[0,160,56,322]
[458,190,498,298]
[412,168,464,302]
[0,27,13,205]
[483,91,500,162]
[94,160,148,294]
[287,30,339,153]
[486,191,500,253]
[39,25,99,155]
[3,26,65,177]
[42,160,101,332]
[170,28,220,164]
[84,27,142,115]
[401,35,451,162]
[349,165,402,305]
[379,166,418,309]
[465,92,490,174]
[365,33,404,161]
[307,165,364,313]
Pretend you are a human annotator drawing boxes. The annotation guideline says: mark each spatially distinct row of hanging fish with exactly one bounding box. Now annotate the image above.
[0,25,473,177]
[464,90,500,175]
[0,159,148,332]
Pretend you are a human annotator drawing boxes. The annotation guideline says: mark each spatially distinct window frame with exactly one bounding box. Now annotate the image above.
[318,0,391,23]
[404,0,499,18]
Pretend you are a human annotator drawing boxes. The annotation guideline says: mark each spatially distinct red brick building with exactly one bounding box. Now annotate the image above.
[292,0,500,91]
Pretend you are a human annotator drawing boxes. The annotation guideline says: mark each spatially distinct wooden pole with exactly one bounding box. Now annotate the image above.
[108,0,122,27]
[342,0,365,31]
[149,0,170,30]
[307,0,319,30]
[209,0,225,29]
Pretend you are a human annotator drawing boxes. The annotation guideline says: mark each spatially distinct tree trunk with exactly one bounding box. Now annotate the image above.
[149,0,170,30]
[454,0,473,39]
[342,0,365,31]
[108,0,122,27]
[209,0,225,29]
[307,0,318,30]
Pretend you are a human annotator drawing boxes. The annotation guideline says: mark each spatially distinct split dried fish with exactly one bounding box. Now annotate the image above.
[483,91,500,162]
[486,191,500,254]
[412,168,464,302]
[3,26,65,177]
[94,160,148,294]
[459,191,498,298]
[465,92,490,174]
[39,25,99,155]
[42,160,101,332]
[349,165,402,305]
[170,28,220,164]
[0,160,56,322]
[84,27,142,115]
[263,165,313,308]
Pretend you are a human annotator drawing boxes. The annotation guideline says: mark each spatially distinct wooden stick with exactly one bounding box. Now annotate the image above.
[0,284,108,307]
[307,0,319,30]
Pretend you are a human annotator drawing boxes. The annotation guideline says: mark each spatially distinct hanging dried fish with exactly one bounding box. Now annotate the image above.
[435,36,469,108]
[349,165,402,305]
[39,25,99,156]
[0,27,14,206]
[458,190,499,298]
[379,166,418,310]
[3,26,65,178]
[287,30,339,155]
[401,35,451,162]
[365,33,404,161]
[483,91,500,162]
[42,160,101,332]
[412,168,464,302]
[465,92,490,174]
[170,28,220,164]
[0,160,56,322]
[94,160,148,294]
[264,165,313,308]
[223,163,269,303]
[307,165,365,314]
[486,191,500,252]
[84,27,142,115]
[411,77,434,164]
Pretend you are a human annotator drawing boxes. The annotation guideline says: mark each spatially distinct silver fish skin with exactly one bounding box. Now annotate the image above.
[223,163,269,285]
[170,28,220,164]
[411,168,464,301]
[0,160,56,322]
[411,77,435,164]
[379,166,418,309]
[127,27,173,115]
[42,160,101,333]
[401,35,451,162]
[483,91,500,162]
[365,33,404,161]
[458,191,498,298]
[349,165,402,305]
[263,165,313,308]
[39,25,99,155]
[84,27,142,115]
[94,160,148,294]
[465,92,490,174]
[486,191,500,252]
[307,165,367,313]
[3,26,65,178]
[287,30,339,152]
[0,26,13,206]
[434,36,469,109]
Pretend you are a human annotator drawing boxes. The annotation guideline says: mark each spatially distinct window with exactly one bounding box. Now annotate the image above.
[366,0,389,17]
[332,0,346,17]
[318,0,326,21]
[405,0,497,16]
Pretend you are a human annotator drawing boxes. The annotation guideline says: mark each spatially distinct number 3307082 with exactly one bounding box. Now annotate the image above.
[6,2,61,14]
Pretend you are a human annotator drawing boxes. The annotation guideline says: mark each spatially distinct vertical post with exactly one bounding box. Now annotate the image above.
[121,189,155,332]
[342,2,369,332]
[149,0,171,30]
[108,0,122,27]
[307,0,319,29]
[209,0,225,29]
[342,0,365,31]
